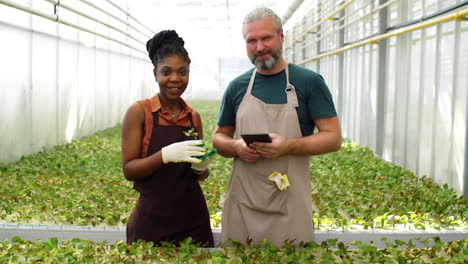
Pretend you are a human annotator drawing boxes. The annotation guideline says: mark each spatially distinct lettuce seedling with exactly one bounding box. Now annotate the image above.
[183,128,217,161]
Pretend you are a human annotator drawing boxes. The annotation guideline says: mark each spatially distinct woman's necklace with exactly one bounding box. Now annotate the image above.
[171,109,181,119]
[162,100,181,119]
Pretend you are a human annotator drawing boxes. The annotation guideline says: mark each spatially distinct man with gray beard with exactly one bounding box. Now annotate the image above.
[212,7,342,247]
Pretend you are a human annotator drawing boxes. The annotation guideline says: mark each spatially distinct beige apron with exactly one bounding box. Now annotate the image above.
[221,65,314,247]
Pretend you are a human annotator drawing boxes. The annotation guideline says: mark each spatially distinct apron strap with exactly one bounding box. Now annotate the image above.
[246,68,257,96]
[187,112,195,128]
[284,64,299,107]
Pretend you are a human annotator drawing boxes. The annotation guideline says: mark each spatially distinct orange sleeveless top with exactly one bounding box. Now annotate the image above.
[138,94,202,158]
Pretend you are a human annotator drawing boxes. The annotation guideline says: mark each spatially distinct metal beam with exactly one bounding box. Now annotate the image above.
[296,8,468,65]
[0,0,146,55]
[285,0,357,49]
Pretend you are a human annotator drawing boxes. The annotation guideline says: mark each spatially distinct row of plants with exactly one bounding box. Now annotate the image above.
[0,100,466,231]
[0,236,466,263]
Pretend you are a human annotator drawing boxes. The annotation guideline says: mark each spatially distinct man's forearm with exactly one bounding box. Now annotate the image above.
[285,116,342,156]
[286,131,342,156]
[212,133,239,158]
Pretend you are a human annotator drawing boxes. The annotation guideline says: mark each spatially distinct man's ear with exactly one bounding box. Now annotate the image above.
[279,29,284,42]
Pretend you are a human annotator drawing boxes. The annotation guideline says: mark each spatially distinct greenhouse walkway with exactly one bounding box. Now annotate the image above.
[1,224,466,248]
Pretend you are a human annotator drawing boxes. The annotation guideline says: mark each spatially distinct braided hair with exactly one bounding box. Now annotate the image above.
[146,30,191,67]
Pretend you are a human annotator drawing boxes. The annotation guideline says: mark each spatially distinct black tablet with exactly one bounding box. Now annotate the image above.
[240,133,272,146]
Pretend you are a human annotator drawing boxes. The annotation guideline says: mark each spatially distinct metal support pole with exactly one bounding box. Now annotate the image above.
[464,77,468,199]
[337,9,345,117]
[316,1,322,73]
[375,0,388,157]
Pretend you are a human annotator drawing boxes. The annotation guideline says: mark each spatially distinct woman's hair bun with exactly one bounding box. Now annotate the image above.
[146,30,185,62]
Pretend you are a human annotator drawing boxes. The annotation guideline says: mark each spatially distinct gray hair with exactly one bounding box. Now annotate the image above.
[243,7,282,32]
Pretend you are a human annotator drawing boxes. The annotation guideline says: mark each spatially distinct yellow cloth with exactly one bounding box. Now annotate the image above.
[268,171,290,190]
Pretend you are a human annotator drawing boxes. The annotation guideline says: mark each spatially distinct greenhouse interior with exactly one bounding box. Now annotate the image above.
[0,0,467,262]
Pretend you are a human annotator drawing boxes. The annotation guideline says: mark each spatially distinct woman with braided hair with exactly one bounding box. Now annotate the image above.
[121,30,214,247]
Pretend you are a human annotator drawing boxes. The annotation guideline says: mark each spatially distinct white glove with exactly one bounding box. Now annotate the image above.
[191,154,215,172]
[161,140,205,164]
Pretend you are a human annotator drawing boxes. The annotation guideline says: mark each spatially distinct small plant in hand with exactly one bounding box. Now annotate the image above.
[183,127,199,139]
[183,128,217,162]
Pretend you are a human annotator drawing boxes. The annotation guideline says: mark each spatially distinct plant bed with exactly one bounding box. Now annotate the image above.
[0,100,466,232]
[0,236,466,263]
[1,224,467,251]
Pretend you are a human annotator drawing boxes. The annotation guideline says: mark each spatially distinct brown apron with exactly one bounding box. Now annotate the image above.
[127,112,213,247]
[221,65,314,247]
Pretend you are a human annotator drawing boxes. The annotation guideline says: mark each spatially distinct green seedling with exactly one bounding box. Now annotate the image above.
[194,140,217,162]
[184,128,218,161]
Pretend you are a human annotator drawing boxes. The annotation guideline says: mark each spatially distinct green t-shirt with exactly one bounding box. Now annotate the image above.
[217,64,337,136]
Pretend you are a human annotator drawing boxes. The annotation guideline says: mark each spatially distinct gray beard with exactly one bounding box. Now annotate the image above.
[254,56,277,70]
[250,45,282,71]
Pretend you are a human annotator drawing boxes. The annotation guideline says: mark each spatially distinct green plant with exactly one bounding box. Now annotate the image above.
[0,100,466,232]
[184,127,218,162]
[0,236,466,262]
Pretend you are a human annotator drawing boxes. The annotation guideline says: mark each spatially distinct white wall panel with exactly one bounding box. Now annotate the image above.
[95,50,110,131]
[57,40,79,144]
[347,49,358,141]
[354,47,363,143]
[341,52,353,140]
[0,25,32,163]
[120,54,132,119]
[433,22,456,185]
[0,0,150,166]
[360,46,370,147]
[394,34,411,167]
[406,31,423,174]
[129,57,151,106]
[368,46,378,151]
[418,26,437,180]
[338,44,378,150]
[329,57,339,97]
[384,38,396,162]
[108,53,129,125]
[76,46,96,138]
[450,21,467,193]
[31,32,58,151]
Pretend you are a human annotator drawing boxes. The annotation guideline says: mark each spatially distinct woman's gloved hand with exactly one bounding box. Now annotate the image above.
[161,140,205,164]
[191,154,215,172]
